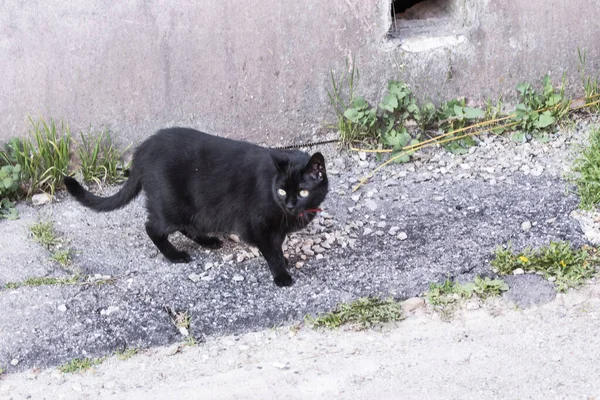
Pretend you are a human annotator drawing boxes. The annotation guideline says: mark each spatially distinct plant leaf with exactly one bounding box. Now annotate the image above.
[463,107,484,119]
[534,111,555,128]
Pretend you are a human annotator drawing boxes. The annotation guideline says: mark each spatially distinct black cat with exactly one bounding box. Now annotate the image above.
[64,128,328,287]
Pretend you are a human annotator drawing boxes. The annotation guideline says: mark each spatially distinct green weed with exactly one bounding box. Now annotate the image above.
[0,163,22,219]
[492,242,599,291]
[571,126,600,209]
[116,348,139,360]
[59,357,105,373]
[578,48,600,112]
[306,297,404,330]
[328,59,366,144]
[76,129,129,185]
[29,221,59,249]
[50,248,74,267]
[11,117,71,196]
[4,275,79,289]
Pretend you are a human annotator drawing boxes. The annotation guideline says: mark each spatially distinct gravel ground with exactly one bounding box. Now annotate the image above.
[1,117,599,387]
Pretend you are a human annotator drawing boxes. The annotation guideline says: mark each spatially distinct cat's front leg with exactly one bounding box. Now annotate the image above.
[256,235,292,287]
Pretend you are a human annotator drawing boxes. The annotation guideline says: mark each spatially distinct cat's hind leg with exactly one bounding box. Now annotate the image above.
[146,222,191,263]
[180,229,223,249]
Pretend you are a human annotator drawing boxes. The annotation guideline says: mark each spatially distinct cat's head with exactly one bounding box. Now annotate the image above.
[271,152,328,216]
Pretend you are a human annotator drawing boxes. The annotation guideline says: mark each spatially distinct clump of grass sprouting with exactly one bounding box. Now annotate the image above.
[571,126,600,210]
[116,348,139,360]
[59,357,105,373]
[4,275,79,289]
[12,117,71,196]
[50,248,74,267]
[76,129,129,185]
[491,241,599,291]
[306,297,404,330]
[29,221,59,249]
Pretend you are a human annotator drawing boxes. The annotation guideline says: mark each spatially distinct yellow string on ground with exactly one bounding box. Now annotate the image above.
[351,95,600,192]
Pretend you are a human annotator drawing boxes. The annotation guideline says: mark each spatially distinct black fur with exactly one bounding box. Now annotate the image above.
[63,128,328,287]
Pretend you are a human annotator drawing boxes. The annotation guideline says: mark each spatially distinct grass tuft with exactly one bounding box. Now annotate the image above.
[492,242,599,291]
[76,129,129,185]
[571,126,600,210]
[29,221,59,249]
[116,348,139,360]
[50,248,74,267]
[59,357,105,373]
[4,275,79,289]
[307,297,404,330]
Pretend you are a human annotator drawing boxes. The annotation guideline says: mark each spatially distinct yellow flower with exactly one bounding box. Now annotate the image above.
[559,260,566,267]
[518,255,529,263]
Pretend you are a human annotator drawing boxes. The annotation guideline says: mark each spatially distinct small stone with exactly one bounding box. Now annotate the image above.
[363,228,373,236]
[222,254,234,262]
[397,232,408,241]
[58,304,67,312]
[375,230,385,236]
[295,261,304,269]
[521,221,532,232]
[312,245,326,254]
[104,381,117,390]
[546,217,557,224]
[358,151,367,161]
[204,262,214,270]
[513,268,525,275]
[302,246,315,256]
[201,275,214,281]
[272,362,288,370]
[548,276,557,282]
[316,254,324,260]
[188,273,201,283]
[232,275,245,282]
[460,163,471,170]
[236,254,246,263]
[229,234,240,243]
[32,193,52,206]
[377,221,386,228]
[351,194,361,202]
[179,327,189,337]
[402,297,425,313]
[364,199,378,211]
[10,358,18,366]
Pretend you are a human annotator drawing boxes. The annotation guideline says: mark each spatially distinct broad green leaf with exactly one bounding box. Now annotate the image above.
[534,111,555,128]
[3,178,12,188]
[392,153,410,163]
[546,93,562,106]
[463,107,484,119]
[343,108,359,121]
[453,104,464,117]
[511,131,527,143]
[516,82,530,95]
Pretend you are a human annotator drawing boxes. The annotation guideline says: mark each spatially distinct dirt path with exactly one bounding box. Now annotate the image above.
[2,281,599,399]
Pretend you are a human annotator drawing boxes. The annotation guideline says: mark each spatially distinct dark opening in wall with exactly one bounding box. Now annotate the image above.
[389,0,467,41]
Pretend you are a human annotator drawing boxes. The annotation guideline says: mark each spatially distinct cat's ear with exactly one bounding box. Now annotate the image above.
[271,153,289,173]
[303,152,326,181]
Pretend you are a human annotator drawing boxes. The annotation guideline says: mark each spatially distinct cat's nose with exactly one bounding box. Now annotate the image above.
[286,202,295,210]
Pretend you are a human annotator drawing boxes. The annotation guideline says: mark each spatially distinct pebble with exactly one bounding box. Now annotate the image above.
[32,193,52,206]
[179,327,189,336]
[402,297,425,313]
[222,254,234,262]
[104,381,117,390]
[548,276,557,282]
[272,362,289,370]
[388,226,400,235]
[312,245,326,254]
[204,262,214,270]
[237,254,246,263]
[188,273,201,283]
[229,234,241,243]
[57,304,67,312]
[10,358,18,366]
[232,275,245,282]
[521,220,532,232]
[295,261,304,269]
[513,268,525,275]
[397,232,408,241]
[358,152,367,161]
[363,228,373,236]
[101,306,120,316]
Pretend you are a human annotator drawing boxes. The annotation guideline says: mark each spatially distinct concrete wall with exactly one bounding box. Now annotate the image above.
[1,0,599,146]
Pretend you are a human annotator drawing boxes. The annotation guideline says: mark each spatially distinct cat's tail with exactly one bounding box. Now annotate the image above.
[63,169,142,212]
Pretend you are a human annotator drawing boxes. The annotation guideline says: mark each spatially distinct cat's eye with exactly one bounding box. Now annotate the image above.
[299,190,309,198]
[277,189,287,196]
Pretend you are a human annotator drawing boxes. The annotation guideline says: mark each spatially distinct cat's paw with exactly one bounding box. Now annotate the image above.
[273,273,293,287]
[168,251,192,263]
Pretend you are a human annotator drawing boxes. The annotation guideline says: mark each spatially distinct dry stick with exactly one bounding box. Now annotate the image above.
[351,96,600,192]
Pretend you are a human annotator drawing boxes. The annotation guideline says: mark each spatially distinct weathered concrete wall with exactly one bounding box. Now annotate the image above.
[1,0,599,145]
